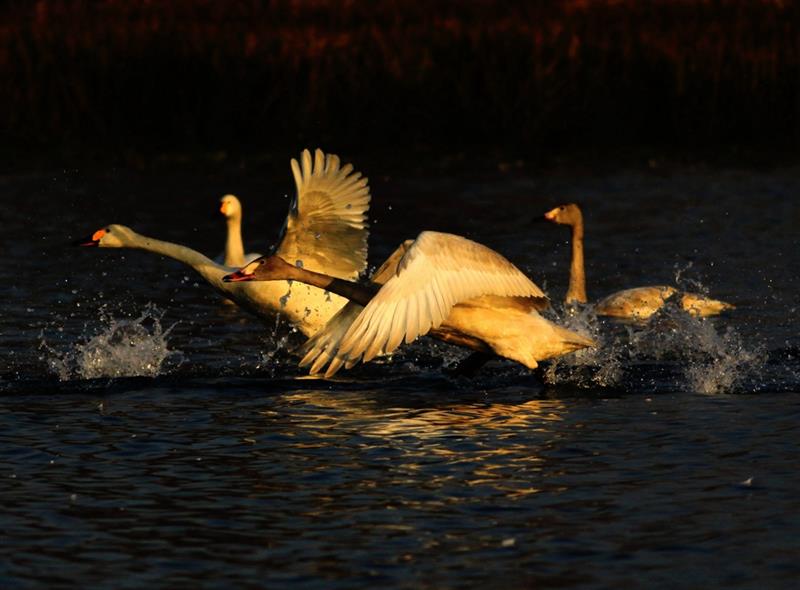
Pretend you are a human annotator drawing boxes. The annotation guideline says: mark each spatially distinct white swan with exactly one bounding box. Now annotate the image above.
[224,231,596,376]
[75,149,371,336]
[544,203,734,319]
[218,194,262,267]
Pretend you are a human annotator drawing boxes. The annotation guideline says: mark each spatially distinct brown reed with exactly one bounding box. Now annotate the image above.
[1,0,797,157]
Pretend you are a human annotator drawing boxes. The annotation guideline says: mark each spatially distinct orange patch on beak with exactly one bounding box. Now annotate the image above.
[220,202,228,215]
[92,229,106,241]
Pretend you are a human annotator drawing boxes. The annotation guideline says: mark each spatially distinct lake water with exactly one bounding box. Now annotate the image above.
[2,155,799,587]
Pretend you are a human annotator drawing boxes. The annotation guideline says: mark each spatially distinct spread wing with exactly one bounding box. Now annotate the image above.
[274,148,370,280]
[299,232,548,376]
[298,240,414,377]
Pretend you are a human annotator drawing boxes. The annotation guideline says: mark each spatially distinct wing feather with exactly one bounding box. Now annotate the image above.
[335,231,548,362]
[276,148,370,280]
[298,233,547,376]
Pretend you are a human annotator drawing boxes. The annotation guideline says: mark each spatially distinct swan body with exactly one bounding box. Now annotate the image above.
[544,203,734,319]
[594,286,734,320]
[225,231,596,376]
[218,194,262,267]
[76,149,371,336]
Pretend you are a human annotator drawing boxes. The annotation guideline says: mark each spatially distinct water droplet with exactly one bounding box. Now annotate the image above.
[40,304,183,381]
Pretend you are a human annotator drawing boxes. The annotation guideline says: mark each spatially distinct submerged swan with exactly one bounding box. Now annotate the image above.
[544,203,734,319]
[224,231,595,376]
[75,149,371,336]
[218,194,262,267]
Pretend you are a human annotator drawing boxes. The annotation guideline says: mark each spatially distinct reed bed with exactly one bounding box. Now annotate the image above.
[2,0,797,156]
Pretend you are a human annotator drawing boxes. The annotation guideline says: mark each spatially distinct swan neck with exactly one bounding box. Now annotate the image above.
[224,214,245,267]
[566,221,588,304]
[284,266,378,306]
[127,232,225,286]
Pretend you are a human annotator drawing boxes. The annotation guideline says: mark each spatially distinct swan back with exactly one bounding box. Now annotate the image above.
[595,286,734,319]
[594,286,677,319]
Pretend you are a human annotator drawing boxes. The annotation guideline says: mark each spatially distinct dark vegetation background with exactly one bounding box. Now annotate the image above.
[2,0,799,167]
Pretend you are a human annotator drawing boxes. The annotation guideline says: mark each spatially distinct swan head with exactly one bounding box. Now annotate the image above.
[222,255,297,282]
[543,203,583,226]
[219,194,242,219]
[74,224,135,248]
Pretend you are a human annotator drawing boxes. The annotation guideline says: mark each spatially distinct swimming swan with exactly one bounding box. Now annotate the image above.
[223,231,596,376]
[75,149,371,336]
[543,203,734,319]
[218,194,262,267]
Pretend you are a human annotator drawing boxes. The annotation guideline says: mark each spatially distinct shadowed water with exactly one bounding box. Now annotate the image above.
[1,157,799,587]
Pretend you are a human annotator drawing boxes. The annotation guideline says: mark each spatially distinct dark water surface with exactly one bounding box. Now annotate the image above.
[2,155,799,587]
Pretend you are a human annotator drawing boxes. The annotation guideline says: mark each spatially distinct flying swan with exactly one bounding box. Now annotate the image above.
[224,231,595,376]
[75,149,371,336]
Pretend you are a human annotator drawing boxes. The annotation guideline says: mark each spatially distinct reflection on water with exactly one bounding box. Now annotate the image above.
[1,385,799,588]
[267,392,569,500]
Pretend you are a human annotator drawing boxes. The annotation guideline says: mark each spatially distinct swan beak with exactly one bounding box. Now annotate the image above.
[73,228,105,246]
[222,270,254,282]
[73,235,99,246]
[543,210,557,222]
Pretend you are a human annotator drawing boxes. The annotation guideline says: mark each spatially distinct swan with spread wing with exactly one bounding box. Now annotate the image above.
[75,149,370,336]
[224,231,595,376]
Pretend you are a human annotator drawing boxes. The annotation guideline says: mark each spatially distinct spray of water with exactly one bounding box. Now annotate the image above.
[625,300,765,394]
[540,267,763,393]
[542,304,625,388]
[255,314,296,377]
[40,304,183,381]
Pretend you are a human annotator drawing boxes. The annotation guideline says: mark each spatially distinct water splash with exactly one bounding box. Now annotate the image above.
[40,304,183,381]
[254,314,295,377]
[539,286,763,394]
[543,304,625,388]
[625,300,765,394]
